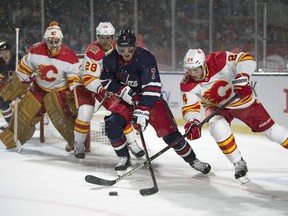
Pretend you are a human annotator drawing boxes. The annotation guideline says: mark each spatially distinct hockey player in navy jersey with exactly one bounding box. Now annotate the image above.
[100,29,211,175]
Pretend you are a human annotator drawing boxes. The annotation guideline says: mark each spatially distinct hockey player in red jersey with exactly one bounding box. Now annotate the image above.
[0,21,79,151]
[73,22,144,159]
[181,48,288,183]
[100,29,211,176]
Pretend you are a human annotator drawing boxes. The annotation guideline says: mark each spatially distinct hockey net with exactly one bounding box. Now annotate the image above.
[90,110,111,147]
[37,108,112,153]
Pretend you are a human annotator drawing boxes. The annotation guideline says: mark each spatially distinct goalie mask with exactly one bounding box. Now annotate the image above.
[44,21,63,57]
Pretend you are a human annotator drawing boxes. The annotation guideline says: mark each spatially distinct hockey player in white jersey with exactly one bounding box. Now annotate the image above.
[73,22,144,159]
[0,21,80,151]
[180,48,288,183]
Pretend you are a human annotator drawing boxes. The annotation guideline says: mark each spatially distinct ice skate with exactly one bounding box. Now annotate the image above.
[190,158,211,174]
[127,141,145,158]
[234,158,250,184]
[74,142,85,159]
[115,156,132,176]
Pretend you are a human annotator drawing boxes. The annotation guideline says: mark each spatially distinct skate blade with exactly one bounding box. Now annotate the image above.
[238,174,250,184]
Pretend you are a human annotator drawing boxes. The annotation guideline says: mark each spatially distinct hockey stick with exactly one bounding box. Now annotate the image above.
[137,128,159,196]
[14,28,22,153]
[85,94,238,186]
[93,92,109,114]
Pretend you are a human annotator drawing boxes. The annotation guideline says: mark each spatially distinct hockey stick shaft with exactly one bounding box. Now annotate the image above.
[85,95,238,186]
[14,28,22,153]
[138,129,159,196]
[94,92,109,114]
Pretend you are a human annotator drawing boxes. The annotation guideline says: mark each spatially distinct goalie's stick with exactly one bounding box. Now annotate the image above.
[137,128,159,196]
[14,28,22,153]
[85,94,238,186]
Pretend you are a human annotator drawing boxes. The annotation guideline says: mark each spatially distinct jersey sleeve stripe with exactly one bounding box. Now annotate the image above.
[83,74,98,86]
[182,103,201,116]
[142,92,161,97]
[17,60,33,75]
[236,53,254,64]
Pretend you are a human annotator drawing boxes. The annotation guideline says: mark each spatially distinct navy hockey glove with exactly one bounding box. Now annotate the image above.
[184,119,201,140]
[232,73,252,99]
[116,86,136,105]
[132,109,150,131]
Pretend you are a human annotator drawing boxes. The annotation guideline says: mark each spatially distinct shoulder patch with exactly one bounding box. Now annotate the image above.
[90,46,100,54]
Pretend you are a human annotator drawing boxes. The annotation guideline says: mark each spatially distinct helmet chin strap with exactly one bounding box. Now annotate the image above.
[201,63,207,79]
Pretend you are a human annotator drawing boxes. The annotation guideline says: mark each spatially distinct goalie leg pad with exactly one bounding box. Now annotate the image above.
[1,72,30,101]
[0,92,42,148]
[44,90,75,146]
[0,129,17,149]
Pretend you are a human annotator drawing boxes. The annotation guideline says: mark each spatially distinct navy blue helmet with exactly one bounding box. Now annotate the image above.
[116,29,136,47]
[0,41,11,51]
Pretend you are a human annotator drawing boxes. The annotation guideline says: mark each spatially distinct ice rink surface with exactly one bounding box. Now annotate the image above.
[0,121,288,216]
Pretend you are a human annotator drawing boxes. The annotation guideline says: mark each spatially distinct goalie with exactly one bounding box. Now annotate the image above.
[0,21,80,151]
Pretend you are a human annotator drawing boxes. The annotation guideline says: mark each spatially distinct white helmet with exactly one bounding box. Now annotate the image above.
[96,22,115,36]
[184,49,205,70]
[44,21,63,39]
[44,21,63,57]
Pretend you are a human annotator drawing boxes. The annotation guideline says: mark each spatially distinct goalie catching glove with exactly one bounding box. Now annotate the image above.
[116,85,136,105]
[232,73,252,98]
[184,119,201,140]
[132,108,150,131]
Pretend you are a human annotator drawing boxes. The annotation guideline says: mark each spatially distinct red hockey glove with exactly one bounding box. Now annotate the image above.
[184,119,201,140]
[232,73,252,98]
[132,108,150,131]
[116,86,136,105]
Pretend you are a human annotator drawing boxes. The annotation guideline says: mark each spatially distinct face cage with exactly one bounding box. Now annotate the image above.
[46,38,62,57]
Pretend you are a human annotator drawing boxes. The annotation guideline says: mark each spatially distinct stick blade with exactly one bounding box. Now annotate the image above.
[15,139,22,153]
[85,175,116,186]
[139,186,159,196]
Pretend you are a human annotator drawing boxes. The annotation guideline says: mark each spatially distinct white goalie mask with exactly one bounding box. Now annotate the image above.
[44,21,63,57]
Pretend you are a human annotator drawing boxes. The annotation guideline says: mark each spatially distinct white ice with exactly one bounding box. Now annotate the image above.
[0,120,288,216]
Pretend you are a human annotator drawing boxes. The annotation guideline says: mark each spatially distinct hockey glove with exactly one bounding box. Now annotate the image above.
[184,119,201,140]
[232,73,252,99]
[116,86,136,105]
[97,86,112,99]
[132,109,150,131]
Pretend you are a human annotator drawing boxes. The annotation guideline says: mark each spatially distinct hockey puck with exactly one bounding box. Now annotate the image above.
[109,191,118,196]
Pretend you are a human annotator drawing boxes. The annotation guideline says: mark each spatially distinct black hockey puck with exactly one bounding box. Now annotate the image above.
[109,191,118,196]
